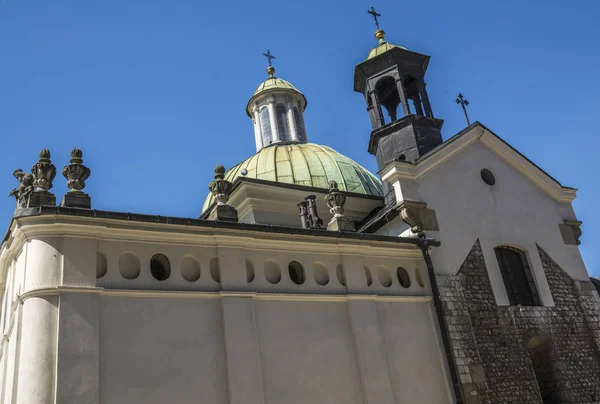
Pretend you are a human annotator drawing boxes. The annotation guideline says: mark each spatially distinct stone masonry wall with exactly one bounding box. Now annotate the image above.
[437,240,600,404]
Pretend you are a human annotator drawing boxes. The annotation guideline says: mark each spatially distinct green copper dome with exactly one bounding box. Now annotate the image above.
[246,70,308,117]
[367,41,407,60]
[366,30,407,60]
[253,77,300,97]
[202,143,383,212]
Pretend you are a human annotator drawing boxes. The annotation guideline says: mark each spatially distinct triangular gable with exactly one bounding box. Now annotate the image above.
[380,122,577,203]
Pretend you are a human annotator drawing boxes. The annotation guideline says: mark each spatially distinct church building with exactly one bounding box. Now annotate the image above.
[0,11,599,404]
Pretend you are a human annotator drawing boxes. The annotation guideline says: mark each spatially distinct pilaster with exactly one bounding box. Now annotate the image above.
[253,106,263,151]
[15,295,58,404]
[286,101,298,141]
[216,246,249,290]
[221,297,266,404]
[267,99,279,143]
[347,299,395,404]
[55,292,99,404]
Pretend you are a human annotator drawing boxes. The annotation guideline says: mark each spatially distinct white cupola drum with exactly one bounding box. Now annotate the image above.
[246,50,308,151]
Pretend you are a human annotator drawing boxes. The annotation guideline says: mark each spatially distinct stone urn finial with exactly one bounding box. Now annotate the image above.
[324,180,355,231]
[208,164,238,222]
[61,148,92,208]
[325,180,346,217]
[209,164,233,206]
[62,148,91,192]
[31,148,56,192]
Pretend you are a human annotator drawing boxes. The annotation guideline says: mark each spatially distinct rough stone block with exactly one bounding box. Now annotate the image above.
[327,216,355,232]
[216,205,238,222]
[28,191,56,207]
[61,192,91,209]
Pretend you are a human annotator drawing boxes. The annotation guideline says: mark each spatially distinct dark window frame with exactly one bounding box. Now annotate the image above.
[494,246,540,306]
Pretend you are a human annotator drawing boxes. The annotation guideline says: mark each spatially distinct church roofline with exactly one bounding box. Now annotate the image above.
[417,122,575,191]
[379,121,577,204]
[2,205,429,251]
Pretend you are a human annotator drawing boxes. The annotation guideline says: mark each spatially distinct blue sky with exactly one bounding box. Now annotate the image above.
[0,0,598,275]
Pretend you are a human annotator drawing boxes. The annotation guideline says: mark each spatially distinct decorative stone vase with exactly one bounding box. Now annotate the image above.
[31,149,56,192]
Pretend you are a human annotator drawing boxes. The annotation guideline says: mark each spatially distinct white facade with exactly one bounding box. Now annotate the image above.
[0,214,454,404]
[378,123,584,307]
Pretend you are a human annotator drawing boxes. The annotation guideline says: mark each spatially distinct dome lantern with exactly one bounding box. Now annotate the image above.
[246,50,308,151]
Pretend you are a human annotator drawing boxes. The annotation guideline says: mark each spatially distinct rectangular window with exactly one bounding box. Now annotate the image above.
[494,247,540,306]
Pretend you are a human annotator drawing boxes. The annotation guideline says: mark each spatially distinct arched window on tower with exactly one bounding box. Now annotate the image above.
[260,107,273,145]
[293,107,305,141]
[494,246,540,306]
[276,104,291,141]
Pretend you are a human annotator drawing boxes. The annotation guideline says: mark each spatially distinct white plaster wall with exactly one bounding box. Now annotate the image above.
[56,292,99,403]
[422,142,585,275]
[393,141,588,306]
[254,300,364,404]
[0,220,451,404]
[378,301,453,402]
[98,296,228,404]
[1,308,19,404]
[62,237,97,287]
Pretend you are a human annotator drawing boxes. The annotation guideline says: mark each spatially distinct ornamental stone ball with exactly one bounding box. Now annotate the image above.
[31,148,56,192]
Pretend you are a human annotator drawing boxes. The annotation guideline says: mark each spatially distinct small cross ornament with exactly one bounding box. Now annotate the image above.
[367,6,381,30]
[456,93,471,126]
[262,49,276,67]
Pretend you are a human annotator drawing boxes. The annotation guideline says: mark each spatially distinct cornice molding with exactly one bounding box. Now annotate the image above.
[7,215,423,259]
[15,285,432,303]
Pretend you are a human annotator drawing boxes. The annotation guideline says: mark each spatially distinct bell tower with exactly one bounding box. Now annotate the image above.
[354,19,444,171]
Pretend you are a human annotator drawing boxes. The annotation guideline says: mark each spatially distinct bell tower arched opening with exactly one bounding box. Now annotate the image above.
[375,76,400,124]
[402,75,424,116]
